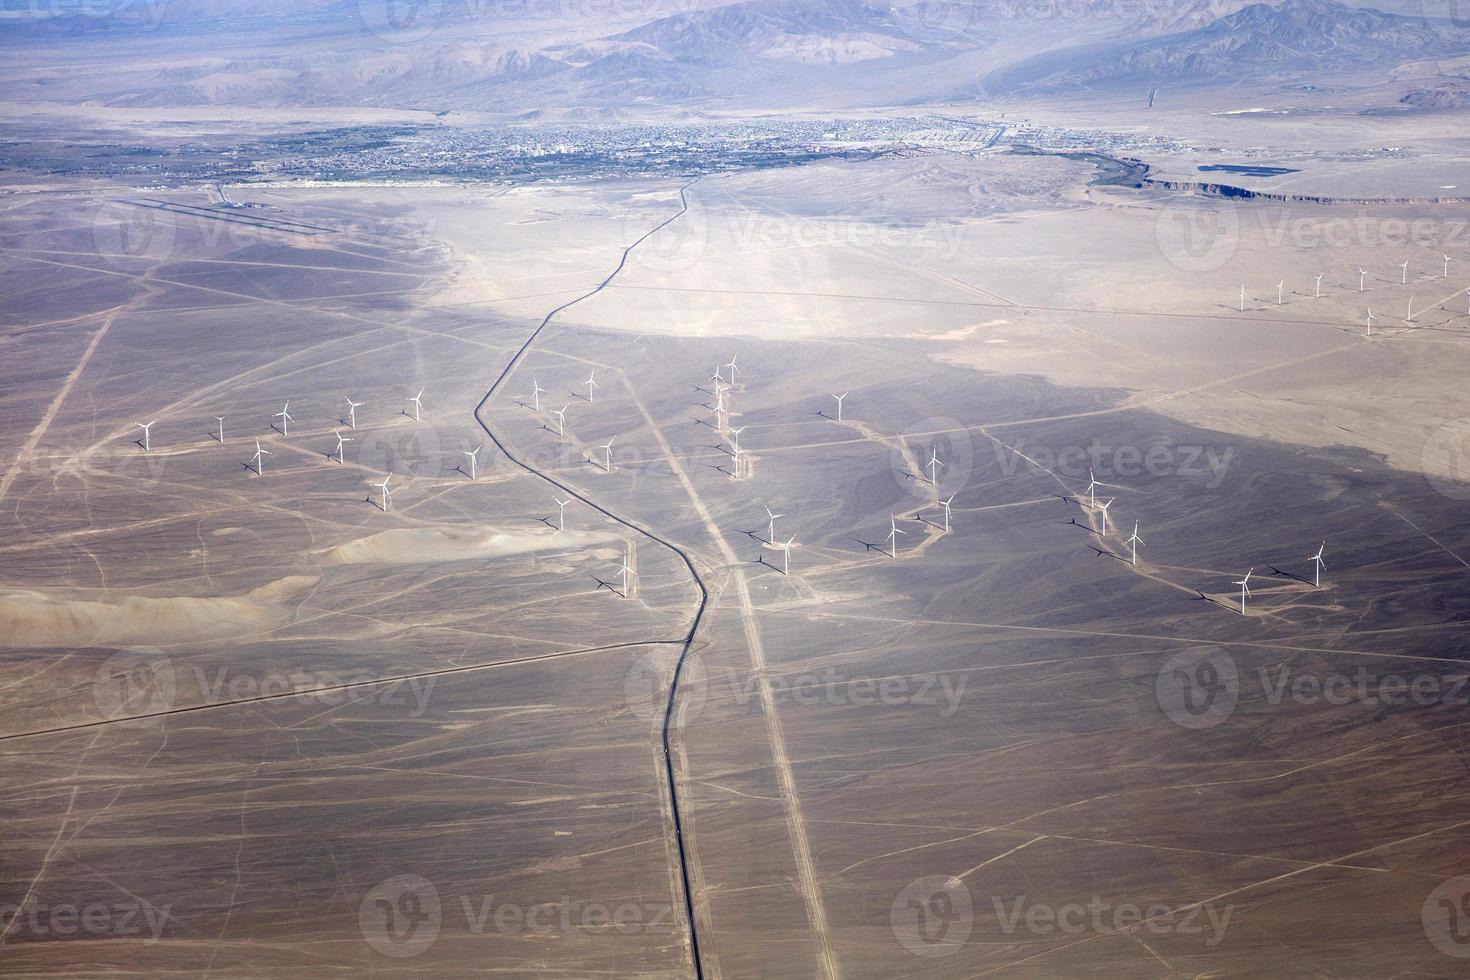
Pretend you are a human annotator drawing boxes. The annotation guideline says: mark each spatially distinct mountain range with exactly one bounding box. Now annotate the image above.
[1,0,1465,112]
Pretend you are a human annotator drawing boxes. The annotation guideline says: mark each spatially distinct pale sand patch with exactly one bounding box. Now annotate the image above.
[0,576,318,649]
[316,527,620,566]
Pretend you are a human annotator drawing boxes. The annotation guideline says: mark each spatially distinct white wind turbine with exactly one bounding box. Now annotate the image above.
[939,493,956,532]
[1314,274,1323,299]
[530,378,545,412]
[374,474,393,512]
[598,436,615,472]
[1234,567,1254,614]
[251,438,270,475]
[926,445,945,486]
[1239,285,1247,312]
[728,426,746,454]
[552,404,569,437]
[724,353,739,384]
[1310,541,1326,589]
[213,415,226,444]
[1358,267,1367,292]
[1276,280,1284,305]
[1084,469,1099,507]
[1444,254,1452,278]
[832,392,847,421]
[1366,307,1375,335]
[765,505,783,544]
[1127,521,1144,565]
[886,515,906,557]
[618,549,638,598]
[776,534,796,575]
[344,397,363,429]
[407,389,424,422]
[135,419,157,452]
[584,371,599,404]
[553,496,570,532]
[274,401,293,437]
[1407,296,1416,322]
[731,446,747,480]
[333,430,352,463]
[462,445,481,480]
[1401,260,1410,285]
[1097,497,1114,534]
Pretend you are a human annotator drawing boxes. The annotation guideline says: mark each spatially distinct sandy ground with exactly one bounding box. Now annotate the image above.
[3,152,1470,978]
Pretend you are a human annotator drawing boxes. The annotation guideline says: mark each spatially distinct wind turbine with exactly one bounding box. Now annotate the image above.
[1084,469,1099,507]
[1310,541,1326,589]
[1444,253,1451,278]
[462,445,481,480]
[776,534,796,575]
[333,430,352,463]
[213,415,226,444]
[886,515,906,557]
[553,496,570,532]
[724,353,739,384]
[1407,296,1416,322]
[598,436,615,472]
[344,397,363,429]
[731,447,747,480]
[374,474,392,512]
[939,493,955,532]
[135,419,157,452]
[552,404,569,437]
[765,506,783,544]
[1366,307,1375,335]
[1401,260,1409,285]
[251,438,270,475]
[529,378,544,412]
[618,549,637,598]
[926,445,945,486]
[708,363,723,384]
[407,389,424,422]
[1276,281,1284,305]
[584,371,599,404]
[1314,274,1323,299]
[832,392,847,421]
[728,426,746,454]
[1234,567,1254,614]
[1358,267,1366,292]
[1097,498,1114,535]
[1126,521,1144,565]
[274,401,292,437]
[1239,285,1247,312]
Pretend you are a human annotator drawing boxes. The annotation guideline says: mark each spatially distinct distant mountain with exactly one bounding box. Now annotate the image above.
[986,0,1470,92]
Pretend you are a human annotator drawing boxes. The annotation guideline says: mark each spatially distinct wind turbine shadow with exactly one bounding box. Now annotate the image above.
[1067,517,1101,536]
[209,432,223,444]
[692,417,717,430]
[852,536,879,553]
[1268,565,1313,585]
[537,516,558,530]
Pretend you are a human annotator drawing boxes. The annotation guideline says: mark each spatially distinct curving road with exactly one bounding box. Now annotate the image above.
[470,183,711,979]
